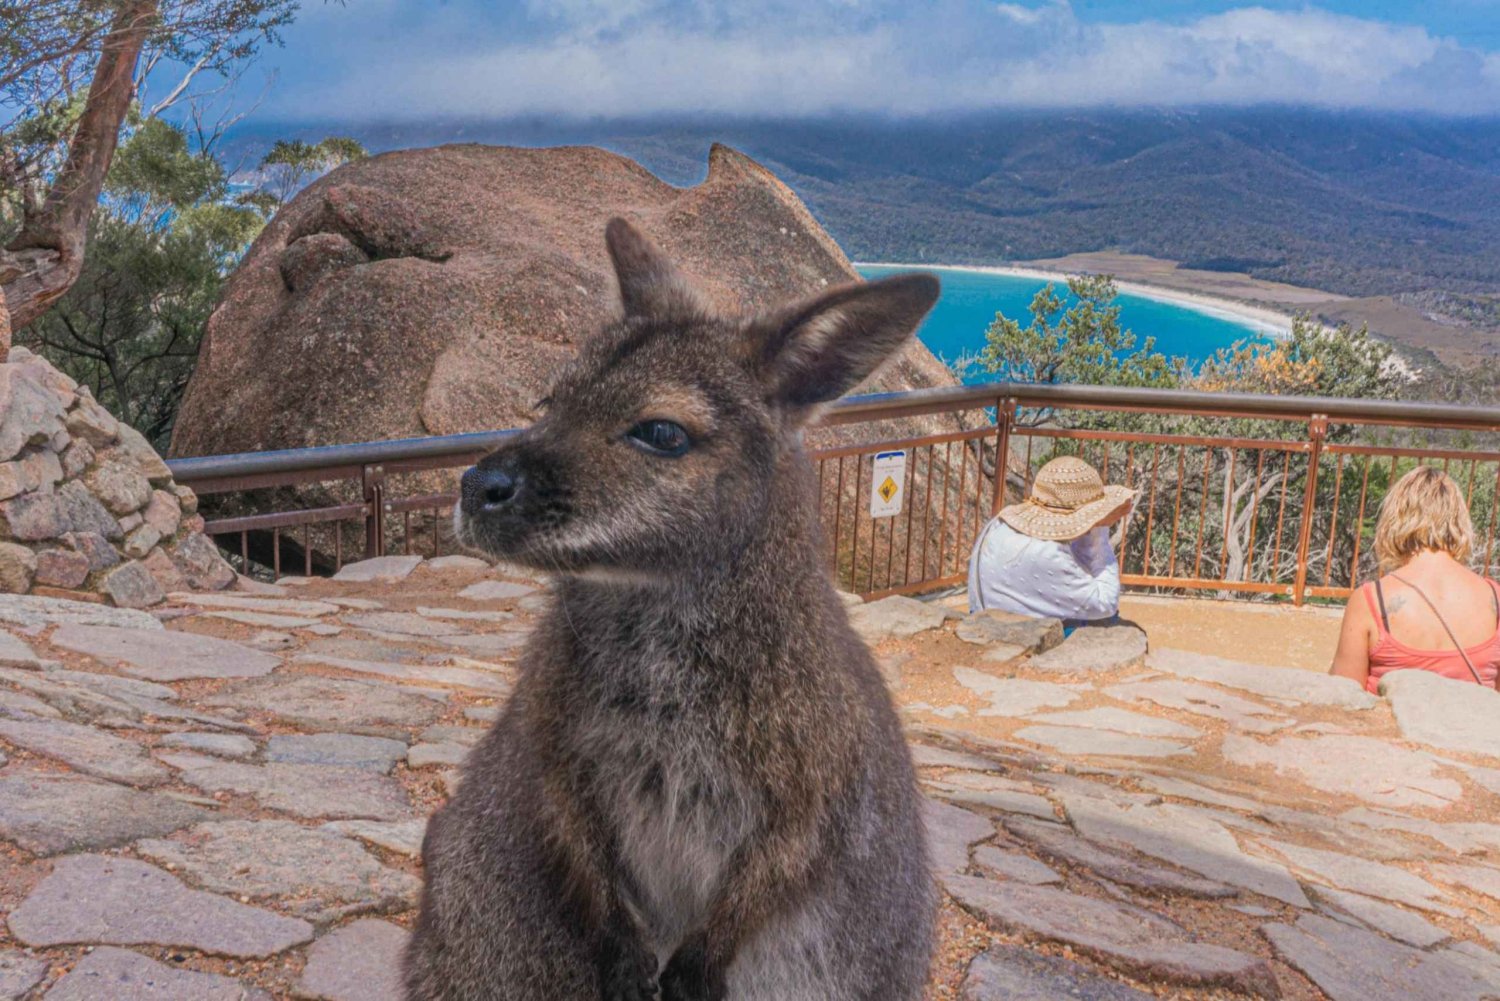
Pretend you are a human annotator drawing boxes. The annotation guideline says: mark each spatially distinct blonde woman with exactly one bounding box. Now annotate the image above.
[1330,466,1500,692]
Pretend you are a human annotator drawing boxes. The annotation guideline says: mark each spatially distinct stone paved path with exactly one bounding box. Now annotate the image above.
[0,567,1495,999]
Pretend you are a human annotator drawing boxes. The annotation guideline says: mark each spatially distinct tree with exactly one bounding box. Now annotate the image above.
[1,0,299,350]
[19,117,262,447]
[246,135,367,214]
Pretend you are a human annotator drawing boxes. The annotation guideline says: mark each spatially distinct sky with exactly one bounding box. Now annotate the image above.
[211,1,1500,122]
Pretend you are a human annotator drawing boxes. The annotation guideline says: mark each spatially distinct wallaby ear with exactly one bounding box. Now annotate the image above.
[750,273,940,419]
[604,217,706,320]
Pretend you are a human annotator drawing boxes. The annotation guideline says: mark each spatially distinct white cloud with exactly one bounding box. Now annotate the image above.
[272,2,1500,119]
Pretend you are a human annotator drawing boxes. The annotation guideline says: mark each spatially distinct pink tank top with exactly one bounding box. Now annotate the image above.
[1362,578,1500,694]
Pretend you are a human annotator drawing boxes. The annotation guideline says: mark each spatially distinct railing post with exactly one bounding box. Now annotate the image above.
[1292,415,1328,606]
[991,397,1016,517]
[362,463,386,559]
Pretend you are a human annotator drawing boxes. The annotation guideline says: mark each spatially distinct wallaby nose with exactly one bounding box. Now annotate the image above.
[462,463,521,513]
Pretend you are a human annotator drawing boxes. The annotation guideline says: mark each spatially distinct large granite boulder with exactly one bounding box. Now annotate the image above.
[0,348,234,606]
[170,144,975,565]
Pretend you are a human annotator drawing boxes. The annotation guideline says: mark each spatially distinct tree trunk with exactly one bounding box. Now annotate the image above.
[0,0,159,352]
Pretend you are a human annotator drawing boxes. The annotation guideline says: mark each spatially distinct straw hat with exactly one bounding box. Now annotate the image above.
[1000,456,1138,541]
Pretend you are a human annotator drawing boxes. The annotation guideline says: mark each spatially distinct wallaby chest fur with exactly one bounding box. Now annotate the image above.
[405,219,939,1001]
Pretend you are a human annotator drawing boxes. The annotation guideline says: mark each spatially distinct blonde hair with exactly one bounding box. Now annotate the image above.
[1373,466,1474,572]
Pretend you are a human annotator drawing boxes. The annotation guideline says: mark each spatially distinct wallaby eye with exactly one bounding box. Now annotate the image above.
[626,419,691,457]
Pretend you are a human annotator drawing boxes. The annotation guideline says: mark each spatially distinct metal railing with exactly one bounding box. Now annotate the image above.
[166,382,1500,602]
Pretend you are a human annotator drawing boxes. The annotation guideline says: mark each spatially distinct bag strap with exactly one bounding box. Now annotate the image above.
[1373,578,1391,632]
[1387,572,1485,685]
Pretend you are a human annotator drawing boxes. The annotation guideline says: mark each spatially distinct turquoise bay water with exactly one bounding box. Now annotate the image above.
[857,264,1276,383]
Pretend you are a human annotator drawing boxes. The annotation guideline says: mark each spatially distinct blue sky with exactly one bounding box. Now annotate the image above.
[187,1,1500,122]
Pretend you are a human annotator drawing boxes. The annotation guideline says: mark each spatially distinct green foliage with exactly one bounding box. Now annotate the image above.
[19,118,263,448]
[966,274,1181,390]
[248,135,368,213]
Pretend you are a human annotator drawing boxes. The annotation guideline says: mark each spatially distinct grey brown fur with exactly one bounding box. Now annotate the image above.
[405,219,940,1001]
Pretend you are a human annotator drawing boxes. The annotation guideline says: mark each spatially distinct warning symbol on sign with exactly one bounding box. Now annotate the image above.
[870,451,906,518]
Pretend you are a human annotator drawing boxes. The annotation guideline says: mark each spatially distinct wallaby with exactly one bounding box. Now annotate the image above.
[405,218,940,1001]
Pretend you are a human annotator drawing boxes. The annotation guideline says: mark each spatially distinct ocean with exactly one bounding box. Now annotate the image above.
[857,264,1277,382]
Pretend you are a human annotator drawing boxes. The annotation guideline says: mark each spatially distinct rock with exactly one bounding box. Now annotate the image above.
[456,579,536,601]
[85,458,153,515]
[279,229,369,291]
[0,592,160,629]
[424,554,491,572]
[43,947,271,1001]
[171,145,963,559]
[58,439,92,478]
[927,777,1058,821]
[345,610,466,637]
[910,744,1005,771]
[1380,669,1500,759]
[0,949,47,1000]
[246,629,296,649]
[141,489,182,536]
[1103,678,1292,734]
[64,529,120,570]
[160,732,258,758]
[163,756,413,820]
[1262,913,1496,1001]
[1149,649,1378,709]
[415,605,514,623]
[0,492,66,541]
[923,798,994,875]
[32,546,88,588]
[8,854,312,957]
[438,632,526,657]
[101,560,165,607]
[1063,796,1309,906]
[209,610,321,629]
[406,741,469,768]
[945,875,1279,996]
[168,592,340,616]
[1222,734,1462,811]
[0,364,68,463]
[1425,862,1500,905]
[1026,706,1201,739]
[294,654,511,696]
[123,523,161,558]
[1256,839,1453,914]
[331,556,424,582]
[1012,725,1191,758]
[205,675,444,737]
[49,624,280,681]
[55,479,122,539]
[956,610,1063,652]
[1029,624,1148,674]
[0,542,34,593]
[321,817,428,858]
[266,733,408,772]
[168,532,236,590]
[0,718,169,785]
[136,820,421,922]
[950,670,1081,716]
[847,595,947,643]
[971,846,1062,885]
[296,918,409,1001]
[1312,887,1450,948]
[1004,817,1237,899]
[112,422,173,484]
[0,772,208,853]
[961,943,1154,1000]
[64,393,119,445]
[464,704,500,723]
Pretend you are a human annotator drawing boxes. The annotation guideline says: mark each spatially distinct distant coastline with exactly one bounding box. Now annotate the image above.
[857,262,1295,340]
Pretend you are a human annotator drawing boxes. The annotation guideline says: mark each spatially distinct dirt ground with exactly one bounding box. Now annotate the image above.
[1118,595,1343,673]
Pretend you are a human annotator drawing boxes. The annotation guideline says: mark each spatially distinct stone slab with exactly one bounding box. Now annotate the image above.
[1063,797,1309,907]
[1380,669,1500,759]
[456,579,535,601]
[950,670,1081,716]
[137,820,421,923]
[296,918,408,1001]
[0,593,162,630]
[424,554,491,572]
[0,630,50,668]
[1256,840,1454,915]
[961,943,1154,1001]
[344,611,467,637]
[1027,706,1202,739]
[1013,725,1191,758]
[1223,734,1462,811]
[1262,913,1497,1001]
[204,676,444,738]
[1028,624,1148,674]
[166,592,340,616]
[331,556,423,581]
[1102,678,1292,734]
[955,611,1063,653]
[49,625,279,682]
[9,855,312,957]
[406,741,469,768]
[160,732,258,759]
[321,818,428,858]
[0,717,168,786]
[265,733,408,772]
[971,846,1062,885]
[1313,886,1449,948]
[847,595,947,644]
[293,654,510,696]
[924,798,994,875]
[44,947,272,1001]
[162,755,414,820]
[0,948,47,1000]
[0,772,208,854]
[946,875,1278,996]
[1150,648,1378,710]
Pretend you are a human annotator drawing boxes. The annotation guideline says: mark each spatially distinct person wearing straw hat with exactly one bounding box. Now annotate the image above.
[968,456,1139,627]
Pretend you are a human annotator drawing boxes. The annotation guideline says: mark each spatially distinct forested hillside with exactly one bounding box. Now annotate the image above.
[226,109,1500,300]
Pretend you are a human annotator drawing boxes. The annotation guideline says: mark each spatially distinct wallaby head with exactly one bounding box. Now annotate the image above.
[456,218,938,580]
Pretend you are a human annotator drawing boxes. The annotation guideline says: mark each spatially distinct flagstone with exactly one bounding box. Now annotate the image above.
[48,625,280,682]
[1262,913,1496,1001]
[1223,734,1463,811]
[950,670,1081,716]
[43,947,272,1001]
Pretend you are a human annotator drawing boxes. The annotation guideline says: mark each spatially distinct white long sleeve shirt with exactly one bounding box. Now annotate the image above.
[967,519,1121,622]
